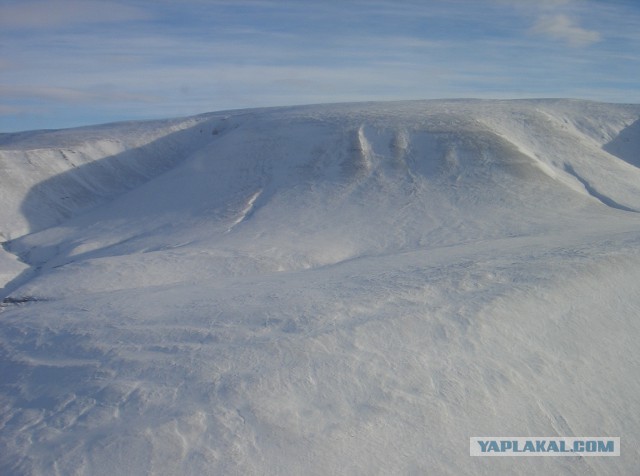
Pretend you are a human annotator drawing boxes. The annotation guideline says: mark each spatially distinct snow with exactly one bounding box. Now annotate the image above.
[1,99,640,474]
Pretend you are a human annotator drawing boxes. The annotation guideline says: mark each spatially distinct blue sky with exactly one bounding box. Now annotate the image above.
[1,0,639,132]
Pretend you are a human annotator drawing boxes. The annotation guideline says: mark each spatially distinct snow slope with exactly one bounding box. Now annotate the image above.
[1,99,640,475]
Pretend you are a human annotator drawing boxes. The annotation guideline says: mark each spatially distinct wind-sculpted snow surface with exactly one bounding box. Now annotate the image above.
[1,100,640,475]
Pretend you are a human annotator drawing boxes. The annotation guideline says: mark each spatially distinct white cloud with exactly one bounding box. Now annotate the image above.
[497,0,602,48]
[531,13,601,47]
[0,0,150,29]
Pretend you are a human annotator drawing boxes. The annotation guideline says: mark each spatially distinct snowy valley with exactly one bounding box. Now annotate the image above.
[1,99,640,475]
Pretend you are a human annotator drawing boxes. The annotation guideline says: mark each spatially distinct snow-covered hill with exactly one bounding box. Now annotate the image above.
[1,99,640,475]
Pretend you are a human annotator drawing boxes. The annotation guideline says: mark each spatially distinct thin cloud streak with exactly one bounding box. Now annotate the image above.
[0,0,151,29]
[0,85,159,104]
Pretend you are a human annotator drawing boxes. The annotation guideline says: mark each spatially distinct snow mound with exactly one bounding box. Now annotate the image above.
[3,100,640,269]
[1,99,640,475]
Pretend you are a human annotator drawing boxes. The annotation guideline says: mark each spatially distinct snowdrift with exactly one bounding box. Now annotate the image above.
[1,99,640,475]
